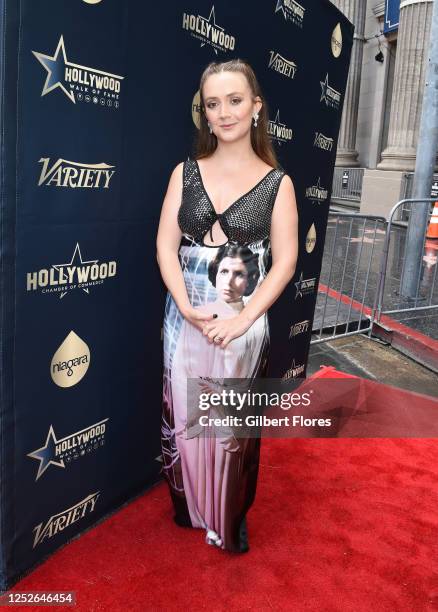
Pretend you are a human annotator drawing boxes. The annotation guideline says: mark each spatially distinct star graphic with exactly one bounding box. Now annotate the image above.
[320,74,329,103]
[199,6,223,54]
[52,243,98,297]
[275,0,287,18]
[273,109,286,127]
[27,425,65,481]
[32,35,76,103]
[294,271,305,299]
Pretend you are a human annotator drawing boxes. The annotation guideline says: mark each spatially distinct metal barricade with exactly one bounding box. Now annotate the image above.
[398,175,438,222]
[311,212,387,344]
[331,168,365,202]
[375,198,438,321]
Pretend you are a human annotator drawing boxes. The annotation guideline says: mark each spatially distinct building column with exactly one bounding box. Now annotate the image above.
[378,0,434,171]
[332,0,367,167]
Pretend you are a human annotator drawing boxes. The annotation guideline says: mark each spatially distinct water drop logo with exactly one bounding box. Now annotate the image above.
[331,23,343,58]
[192,90,201,130]
[306,223,317,253]
[50,331,90,388]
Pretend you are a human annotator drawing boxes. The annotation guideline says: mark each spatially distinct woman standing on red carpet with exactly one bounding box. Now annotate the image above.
[156,59,298,552]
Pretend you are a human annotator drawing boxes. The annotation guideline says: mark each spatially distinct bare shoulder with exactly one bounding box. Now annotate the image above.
[278,173,295,193]
[171,160,185,178]
[273,173,297,213]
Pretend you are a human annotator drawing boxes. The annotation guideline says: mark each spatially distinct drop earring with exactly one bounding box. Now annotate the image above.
[253,112,259,127]
[207,121,213,134]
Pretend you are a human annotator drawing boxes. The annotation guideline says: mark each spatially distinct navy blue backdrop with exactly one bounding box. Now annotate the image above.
[0,0,353,589]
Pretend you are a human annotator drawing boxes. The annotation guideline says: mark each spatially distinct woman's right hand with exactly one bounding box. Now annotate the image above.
[182,305,217,332]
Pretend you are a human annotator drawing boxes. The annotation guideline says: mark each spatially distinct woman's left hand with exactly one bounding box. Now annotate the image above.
[202,314,253,349]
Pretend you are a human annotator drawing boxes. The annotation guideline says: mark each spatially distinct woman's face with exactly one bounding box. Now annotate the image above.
[216,256,249,302]
[202,71,261,142]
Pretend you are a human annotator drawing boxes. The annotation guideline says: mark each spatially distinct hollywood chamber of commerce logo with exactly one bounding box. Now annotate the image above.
[268,50,297,80]
[50,331,90,388]
[320,74,341,110]
[32,492,100,548]
[331,23,343,58]
[27,243,117,299]
[283,359,305,380]
[294,271,317,299]
[182,5,236,54]
[38,158,116,189]
[268,110,293,146]
[289,319,310,339]
[305,178,329,204]
[32,35,123,109]
[28,418,108,480]
[275,0,305,28]
[314,132,334,152]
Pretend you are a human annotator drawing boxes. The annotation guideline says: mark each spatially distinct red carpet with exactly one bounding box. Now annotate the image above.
[9,437,438,611]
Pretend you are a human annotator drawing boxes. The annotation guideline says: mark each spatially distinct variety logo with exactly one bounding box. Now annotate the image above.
[289,319,310,338]
[32,35,123,109]
[38,158,115,189]
[275,0,305,28]
[283,359,305,380]
[294,271,317,299]
[28,419,108,480]
[305,178,328,204]
[32,492,100,548]
[331,23,343,58]
[182,6,236,54]
[320,74,341,110]
[26,243,117,299]
[305,223,317,253]
[268,50,297,79]
[50,331,90,388]
[314,132,334,152]
[268,110,293,146]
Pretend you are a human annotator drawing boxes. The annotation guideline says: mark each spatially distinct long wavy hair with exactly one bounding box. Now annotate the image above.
[194,59,279,169]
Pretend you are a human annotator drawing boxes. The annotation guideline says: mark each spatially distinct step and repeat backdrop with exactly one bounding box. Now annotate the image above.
[0,0,353,589]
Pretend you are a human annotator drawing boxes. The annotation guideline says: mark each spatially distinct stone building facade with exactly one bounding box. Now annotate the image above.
[332,0,436,216]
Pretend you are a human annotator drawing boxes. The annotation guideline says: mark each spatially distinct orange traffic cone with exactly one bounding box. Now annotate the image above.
[426,202,438,239]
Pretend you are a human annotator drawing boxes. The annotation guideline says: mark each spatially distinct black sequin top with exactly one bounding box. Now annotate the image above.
[177,158,286,246]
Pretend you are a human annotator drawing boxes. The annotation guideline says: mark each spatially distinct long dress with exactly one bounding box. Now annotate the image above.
[161,157,285,552]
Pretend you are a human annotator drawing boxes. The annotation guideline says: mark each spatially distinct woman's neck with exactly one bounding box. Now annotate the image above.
[212,139,258,171]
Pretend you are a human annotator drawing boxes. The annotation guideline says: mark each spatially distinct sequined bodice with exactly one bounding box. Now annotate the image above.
[177,158,285,246]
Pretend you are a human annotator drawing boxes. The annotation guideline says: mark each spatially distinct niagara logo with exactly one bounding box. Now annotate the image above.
[274,0,305,28]
[320,74,341,110]
[26,243,117,299]
[50,331,90,388]
[267,110,293,146]
[27,419,108,480]
[268,50,297,79]
[38,158,115,189]
[32,492,100,548]
[32,35,123,109]
[182,5,236,54]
